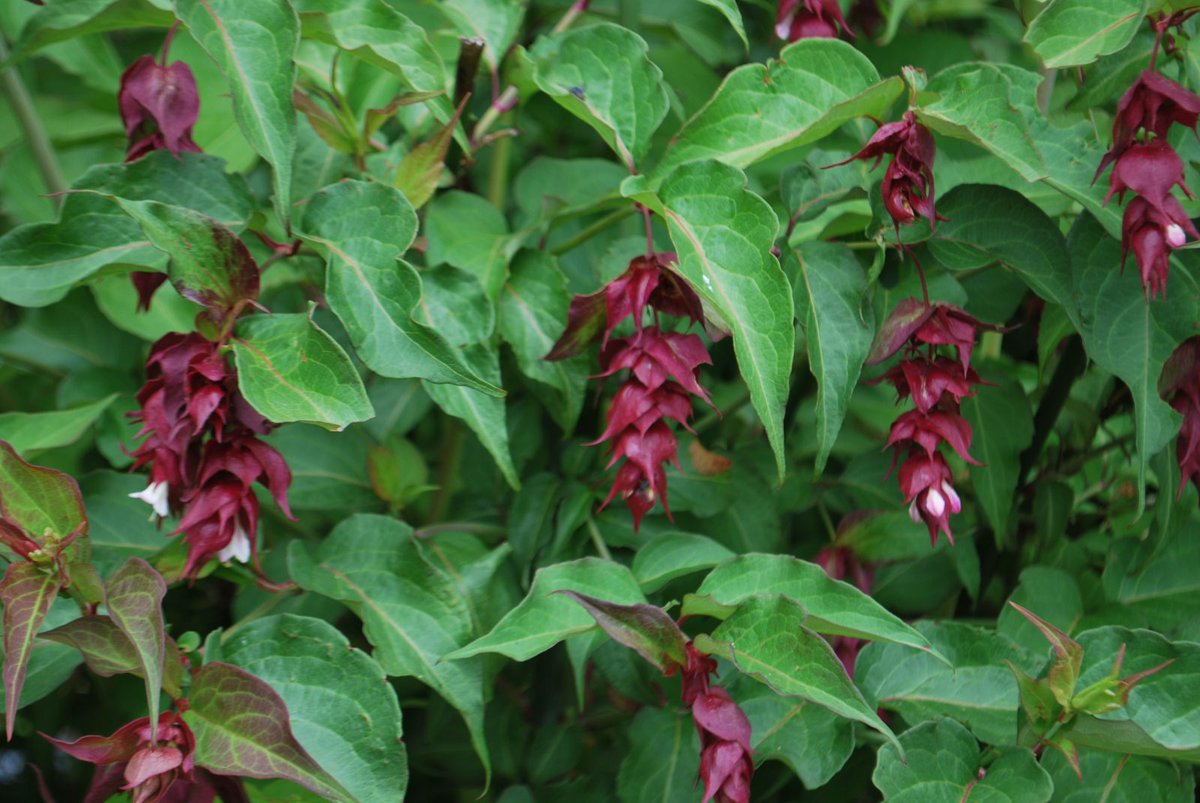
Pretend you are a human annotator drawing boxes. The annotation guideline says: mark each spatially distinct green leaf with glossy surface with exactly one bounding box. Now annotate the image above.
[962,374,1035,544]
[1025,0,1148,69]
[660,39,903,171]
[694,595,899,750]
[633,161,792,479]
[175,0,298,226]
[449,558,647,662]
[186,661,350,800]
[299,180,500,395]
[873,718,1052,802]
[532,23,668,170]
[792,242,874,473]
[233,309,374,430]
[631,532,734,593]
[0,562,61,739]
[104,558,167,737]
[286,515,490,777]
[0,395,116,454]
[223,614,407,803]
[686,553,934,653]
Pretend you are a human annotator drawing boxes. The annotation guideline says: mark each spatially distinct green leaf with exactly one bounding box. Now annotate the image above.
[414,266,494,346]
[175,0,298,226]
[685,553,935,654]
[185,661,351,801]
[232,308,374,430]
[961,374,1035,544]
[918,64,1047,182]
[930,184,1074,308]
[694,595,899,751]
[223,614,408,803]
[616,707,699,803]
[42,614,184,698]
[1025,0,1148,69]
[873,718,1052,802]
[1068,214,1193,512]
[0,563,61,739]
[557,592,687,672]
[448,558,647,662]
[104,558,167,737]
[394,99,463,211]
[294,0,455,129]
[8,0,172,63]
[423,343,519,489]
[0,599,83,717]
[631,532,734,593]
[1042,748,1196,802]
[298,180,500,395]
[659,39,903,172]
[424,190,515,301]
[0,395,116,454]
[739,684,853,789]
[106,198,260,313]
[633,160,792,479]
[792,242,874,473]
[286,515,490,777]
[80,471,167,577]
[267,425,378,512]
[998,567,1083,658]
[497,251,589,433]
[696,0,747,48]
[856,620,1040,745]
[531,23,668,170]
[440,0,524,75]
[0,441,87,543]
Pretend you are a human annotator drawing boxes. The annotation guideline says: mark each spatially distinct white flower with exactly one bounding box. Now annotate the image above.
[924,487,946,518]
[908,499,922,524]
[217,525,252,564]
[941,480,962,514]
[1166,223,1187,249]
[128,481,170,518]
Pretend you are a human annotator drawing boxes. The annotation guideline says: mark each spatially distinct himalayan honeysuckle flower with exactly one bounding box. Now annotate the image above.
[119,55,201,162]
[678,643,753,803]
[775,0,854,40]
[1162,337,1200,496]
[546,251,714,531]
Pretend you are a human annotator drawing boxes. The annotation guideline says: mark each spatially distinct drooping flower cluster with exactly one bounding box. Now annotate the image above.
[547,252,714,531]
[119,54,201,162]
[814,545,873,673]
[869,300,994,545]
[774,0,853,40]
[44,709,244,803]
[1096,67,1200,297]
[680,643,753,803]
[830,111,940,236]
[1162,337,1200,496]
[129,332,292,578]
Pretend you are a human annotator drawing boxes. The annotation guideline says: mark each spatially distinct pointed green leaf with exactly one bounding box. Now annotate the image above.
[1025,0,1149,69]
[633,161,792,479]
[0,395,116,455]
[0,441,87,544]
[873,718,1052,802]
[424,190,516,301]
[0,563,61,739]
[1043,748,1196,802]
[616,707,699,803]
[8,0,173,63]
[175,0,298,226]
[739,683,854,789]
[440,0,524,75]
[394,98,464,210]
[962,374,1035,544]
[659,39,903,172]
[532,23,668,170]
[232,309,374,430]
[694,595,899,751]
[185,661,351,800]
[448,558,647,662]
[557,592,687,672]
[792,242,874,474]
[222,614,408,803]
[685,553,934,653]
[104,558,167,737]
[0,599,83,717]
[631,532,734,593]
[298,180,501,395]
[286,515,490,778]
[42,615,184,698]
[696,0,748,48]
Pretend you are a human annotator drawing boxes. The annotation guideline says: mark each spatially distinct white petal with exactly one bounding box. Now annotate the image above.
[217,526,252,564]
[924,488,946,518]
[1166,223,1187,249]
[128,481,170,518]
[941,480,962,513]
[908,500,922,524]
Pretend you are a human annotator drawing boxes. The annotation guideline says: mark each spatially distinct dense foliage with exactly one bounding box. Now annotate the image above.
[1,0,1200,801]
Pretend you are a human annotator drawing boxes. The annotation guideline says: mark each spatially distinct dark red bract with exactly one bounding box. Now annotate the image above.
[1163,337,1200,496]
[119,55,202,162]
[679,643,754,803]
[775,0,854,41]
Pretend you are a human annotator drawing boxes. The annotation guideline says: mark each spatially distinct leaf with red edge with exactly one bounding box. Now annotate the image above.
[184,662,351,801]
[1008,601,1082,708]
[545,289,607,361]
[557,591,688,672]
[0,440,87,548]
[1,562,61,739]
[42,616,184,698]
[866,297,934,365]
[107,198,260,318]
[105,559,167,740]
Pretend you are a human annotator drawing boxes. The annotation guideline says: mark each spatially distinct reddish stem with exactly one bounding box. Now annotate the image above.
[160,21,181,66]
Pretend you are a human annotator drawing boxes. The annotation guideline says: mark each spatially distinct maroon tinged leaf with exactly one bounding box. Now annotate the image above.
[1009,601,1082,708]
[105,559,168,741]
[1,563,61,739]
[557,591,688,671]
[42,616,185,698]
[184,662,350,800]
[0,440,87,559]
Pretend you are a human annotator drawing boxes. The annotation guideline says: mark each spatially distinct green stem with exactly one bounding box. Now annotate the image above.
[487,131,512,209]
[428,420,463,523]
[0,38,66,204]
[550,207,635,255]
[585,517,612,561]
